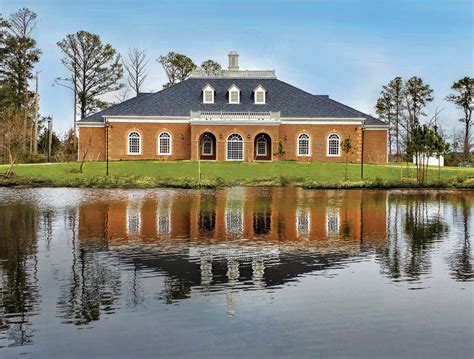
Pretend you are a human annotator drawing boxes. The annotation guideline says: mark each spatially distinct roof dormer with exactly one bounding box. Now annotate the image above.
[254,85,266,104]
[228,84,240,104]
[202,84,215,104]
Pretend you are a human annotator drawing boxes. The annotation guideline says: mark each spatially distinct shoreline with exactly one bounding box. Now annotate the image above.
[1,175,473,190]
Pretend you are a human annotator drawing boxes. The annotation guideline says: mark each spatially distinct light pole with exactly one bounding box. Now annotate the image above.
[47,116,53,163]
[105,120,110,176]
[198,134,211,185]
[360,125,365,180]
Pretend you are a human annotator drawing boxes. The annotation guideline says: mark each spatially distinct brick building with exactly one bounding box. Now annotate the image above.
[78,52,388,163]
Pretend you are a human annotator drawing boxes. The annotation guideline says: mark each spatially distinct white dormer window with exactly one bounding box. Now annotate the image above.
[228,84,240,104]
[202,84,214,104]
[254,85,266,104]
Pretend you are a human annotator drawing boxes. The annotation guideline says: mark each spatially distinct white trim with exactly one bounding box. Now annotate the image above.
[158,131,172,155]
[226,133,244,161]
[127,131,142,155]
[327,133,341,157]
[191,120,281,126]
[364,126,390,130]
[297,133,311,157]
[281,117,364,121]
[104,116,189,123]
[77,122,105,127]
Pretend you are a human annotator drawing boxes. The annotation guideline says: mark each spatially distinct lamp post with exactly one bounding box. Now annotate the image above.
[105,120,110,176]
[360,125,365,180]
[198,134,211,185]
[47,116,52,163]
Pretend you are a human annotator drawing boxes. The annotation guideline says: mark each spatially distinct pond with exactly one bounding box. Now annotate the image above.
[0,187,472,358]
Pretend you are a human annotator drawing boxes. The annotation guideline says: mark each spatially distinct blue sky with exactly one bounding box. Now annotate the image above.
[3,0,473,134]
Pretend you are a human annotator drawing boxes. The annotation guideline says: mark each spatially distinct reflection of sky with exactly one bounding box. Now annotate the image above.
[0,187,472,357]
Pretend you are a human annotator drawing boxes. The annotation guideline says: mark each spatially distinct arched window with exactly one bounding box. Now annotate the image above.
[227,133,244,161]
[201,137,213,155]
[256,137,267,156]
[297,133,310,156]
[158,132,171,155]
[328,134,340,156]
[128,132,141,154]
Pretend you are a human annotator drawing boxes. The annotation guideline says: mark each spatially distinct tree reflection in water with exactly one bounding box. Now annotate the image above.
[0,187,472,352]
[379,193,451,281]
[0,204,39,347]
[447,196,472,282]
[56,208,121,326]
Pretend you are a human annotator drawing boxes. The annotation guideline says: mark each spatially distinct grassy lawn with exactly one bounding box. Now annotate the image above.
[1,160,473,188]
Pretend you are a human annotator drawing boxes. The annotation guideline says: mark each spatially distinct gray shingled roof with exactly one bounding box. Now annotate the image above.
[80,78,387,126]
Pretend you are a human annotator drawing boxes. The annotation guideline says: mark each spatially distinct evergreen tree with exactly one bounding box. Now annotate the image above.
[446,76,473,162]
[57,31,124,120]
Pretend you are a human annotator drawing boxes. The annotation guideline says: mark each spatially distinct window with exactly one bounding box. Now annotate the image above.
[328,134,340,156]
[227,133,244,161]
[256,137,267,156]
[297,134,310,156]
[230,91,239,103]
[158,132,171,155]
[128,132,141,154]
[202,137,213,155]
[203,84,214,103]
[254,85,266,104]
[228,84,240,104]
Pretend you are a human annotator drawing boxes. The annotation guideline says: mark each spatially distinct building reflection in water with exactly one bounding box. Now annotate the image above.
[0,187,472,350]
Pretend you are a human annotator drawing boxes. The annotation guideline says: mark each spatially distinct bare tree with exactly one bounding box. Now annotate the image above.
[123,47,149,96]
[0,105,28,177]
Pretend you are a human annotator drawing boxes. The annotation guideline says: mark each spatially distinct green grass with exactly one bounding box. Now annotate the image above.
[1,160,473,189]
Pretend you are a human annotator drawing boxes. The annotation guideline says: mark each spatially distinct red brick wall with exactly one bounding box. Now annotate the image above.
[279,124,362,162]
[78,127,106,161]
[363,130,388,164]
[79,123,388,164]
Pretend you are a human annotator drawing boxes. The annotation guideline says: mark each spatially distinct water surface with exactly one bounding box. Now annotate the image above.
[0,187,472,358]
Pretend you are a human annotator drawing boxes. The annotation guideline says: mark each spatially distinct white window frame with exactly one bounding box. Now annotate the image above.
[256,137,267,156]
[254,85,266,104]
[158,132,172,155]
[297,133,311,157]
[327,133,341,157]
[127,131,141,155]
[228,84,240,104]
[226,133,244,161]
[203,84,215,104]
[201,137,213,156]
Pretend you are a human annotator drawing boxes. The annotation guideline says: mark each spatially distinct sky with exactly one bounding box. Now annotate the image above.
[2,0,473,134]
